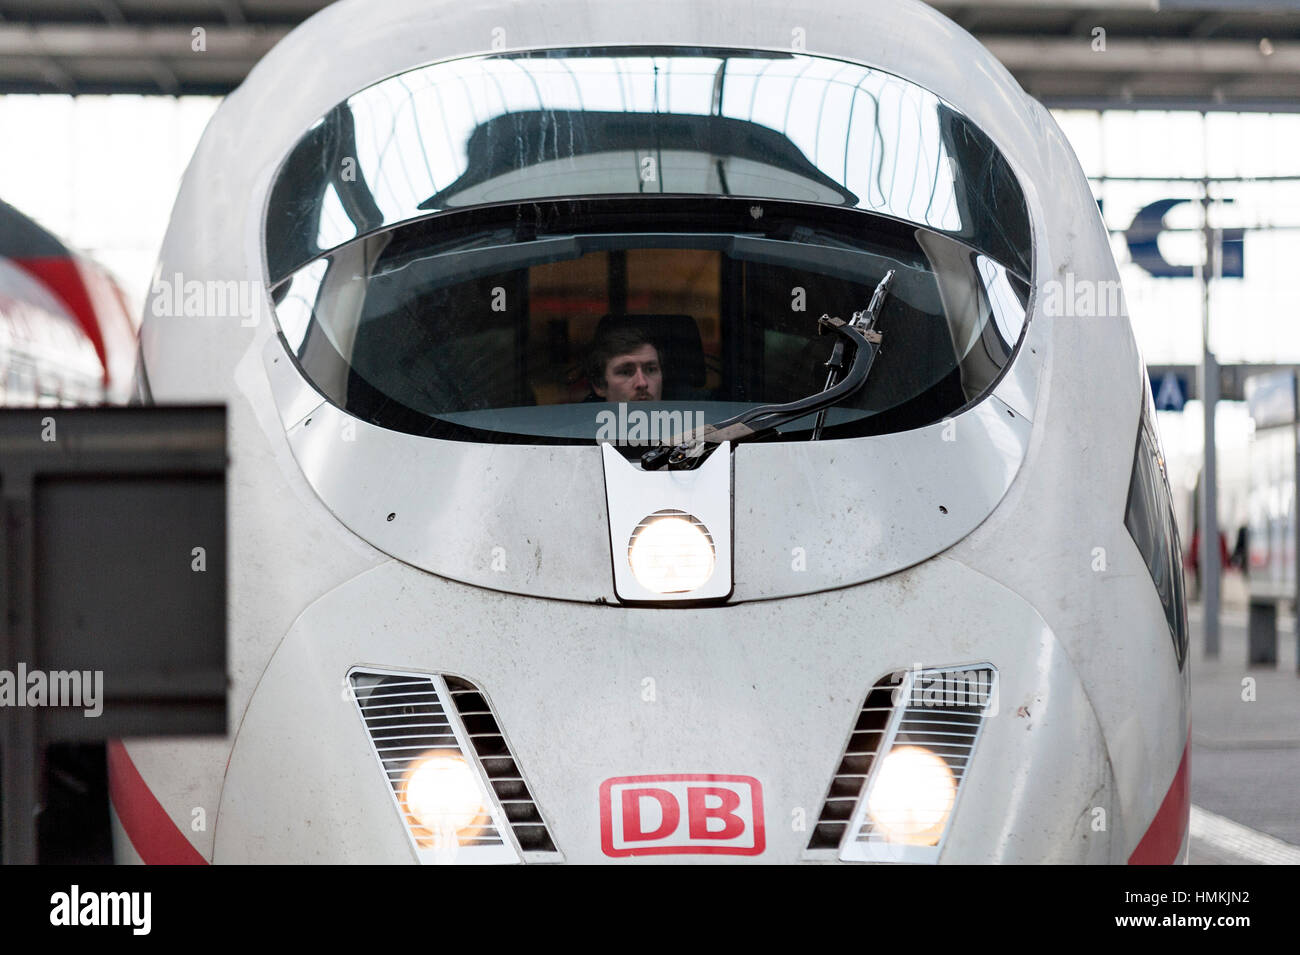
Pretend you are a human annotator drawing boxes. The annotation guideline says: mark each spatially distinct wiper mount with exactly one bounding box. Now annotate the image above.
[641,269,895,470]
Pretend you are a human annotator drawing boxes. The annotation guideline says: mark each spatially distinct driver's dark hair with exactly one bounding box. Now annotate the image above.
[584,324,659,388]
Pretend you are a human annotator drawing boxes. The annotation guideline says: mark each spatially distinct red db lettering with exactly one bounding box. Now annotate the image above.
[688,786,745,840]
[600,774,765,857]
[621,788,680,841]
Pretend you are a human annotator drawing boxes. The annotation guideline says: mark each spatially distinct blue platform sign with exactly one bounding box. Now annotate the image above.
[1152,372,1188,412]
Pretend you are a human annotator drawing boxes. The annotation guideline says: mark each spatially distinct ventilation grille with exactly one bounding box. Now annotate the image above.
[349,669,560,862]
[808,665,997,862]
[853,666,993,853]
[807,679,895,850]
[444,675,558,854]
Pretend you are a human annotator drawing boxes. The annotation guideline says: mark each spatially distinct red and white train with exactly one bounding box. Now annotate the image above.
[0,198,137,407]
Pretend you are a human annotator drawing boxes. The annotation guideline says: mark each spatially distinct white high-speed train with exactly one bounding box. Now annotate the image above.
[115,0,1190,864]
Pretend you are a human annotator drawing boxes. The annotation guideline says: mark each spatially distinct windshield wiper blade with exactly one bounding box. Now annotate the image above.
[641,269,895,470]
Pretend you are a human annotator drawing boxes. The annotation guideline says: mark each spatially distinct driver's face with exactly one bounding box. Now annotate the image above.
[595,344,663,402]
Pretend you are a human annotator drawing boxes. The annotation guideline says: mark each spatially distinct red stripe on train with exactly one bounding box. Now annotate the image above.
[1128,737,1190,865]
[11,257,105,368]
[107,740,208,865]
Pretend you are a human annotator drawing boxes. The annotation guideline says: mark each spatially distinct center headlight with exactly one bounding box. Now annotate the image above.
[627,510,716,594]
[399,751,487,845]
[866,745,957,846]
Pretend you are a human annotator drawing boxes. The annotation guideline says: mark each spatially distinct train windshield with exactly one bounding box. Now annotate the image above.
[267,48,1032,445]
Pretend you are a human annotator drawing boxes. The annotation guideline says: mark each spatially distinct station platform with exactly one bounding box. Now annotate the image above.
[1185,600,1300,864]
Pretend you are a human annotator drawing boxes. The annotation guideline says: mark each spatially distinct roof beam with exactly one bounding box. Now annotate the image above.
[930,0,1159,10]
[146,59,181,95]
[0,23,286,59]
[33,57,77,95]
[213,1,247,27]
[982,35,1300,74]
[1190,13,1229,38]
[90,0,127,26]
[931,0,1287,10]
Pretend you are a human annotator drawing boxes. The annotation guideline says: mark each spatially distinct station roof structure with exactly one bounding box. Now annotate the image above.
[0,1,1298,110]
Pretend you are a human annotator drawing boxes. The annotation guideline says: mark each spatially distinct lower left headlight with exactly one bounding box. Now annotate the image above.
[348,669,561,864]
[399,752,490,846]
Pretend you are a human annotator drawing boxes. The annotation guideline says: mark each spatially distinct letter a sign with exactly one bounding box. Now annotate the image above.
[600,774,765,856]
[1152,372,1187,412]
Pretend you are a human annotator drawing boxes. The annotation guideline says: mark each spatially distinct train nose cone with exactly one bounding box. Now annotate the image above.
[212,555,1122,864]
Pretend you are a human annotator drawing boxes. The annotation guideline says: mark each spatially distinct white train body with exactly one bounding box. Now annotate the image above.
[118,0,1190,864]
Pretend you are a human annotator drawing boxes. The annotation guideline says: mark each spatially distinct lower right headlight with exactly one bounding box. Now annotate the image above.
[831,664,997,864]
[866,745,957,846]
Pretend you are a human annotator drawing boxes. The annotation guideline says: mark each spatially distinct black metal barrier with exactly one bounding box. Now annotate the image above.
[0,406,227,863]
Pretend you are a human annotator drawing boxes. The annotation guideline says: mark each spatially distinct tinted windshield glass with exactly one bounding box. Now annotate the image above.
[266,47,1031,283]
[272,197,1027,444]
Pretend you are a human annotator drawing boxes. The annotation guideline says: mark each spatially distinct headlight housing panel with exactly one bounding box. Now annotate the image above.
[348,669,560,864]
[808,665,997,863]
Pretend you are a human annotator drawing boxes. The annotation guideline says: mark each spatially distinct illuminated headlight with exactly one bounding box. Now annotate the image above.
[398,751,488,846]
[627,509,716,594]
[866,745,957,846]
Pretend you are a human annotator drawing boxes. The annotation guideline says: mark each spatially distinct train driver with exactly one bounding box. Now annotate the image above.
[583,325,664,402]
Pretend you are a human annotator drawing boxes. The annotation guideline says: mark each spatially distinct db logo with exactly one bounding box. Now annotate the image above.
[599,774,765,857]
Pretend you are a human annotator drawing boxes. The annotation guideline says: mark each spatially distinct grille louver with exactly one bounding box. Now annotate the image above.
[807,680,895,850]
[444,676,559,854]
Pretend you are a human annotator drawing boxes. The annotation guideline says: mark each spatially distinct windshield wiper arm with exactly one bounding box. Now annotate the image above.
[641,269,894,470]
[811,268,894,441]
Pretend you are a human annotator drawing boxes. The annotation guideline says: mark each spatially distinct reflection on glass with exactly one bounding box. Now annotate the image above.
[267,48,1030,283]
[977,254,1027,348]
[273,257,328,352]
